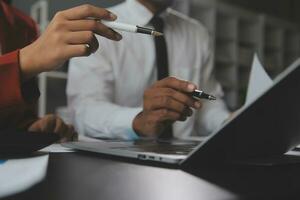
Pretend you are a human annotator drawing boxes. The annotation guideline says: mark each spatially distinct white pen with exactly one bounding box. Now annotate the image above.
[101,21,163,37]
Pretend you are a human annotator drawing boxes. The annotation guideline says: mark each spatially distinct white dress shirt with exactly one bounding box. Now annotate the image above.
[67,0,230,140]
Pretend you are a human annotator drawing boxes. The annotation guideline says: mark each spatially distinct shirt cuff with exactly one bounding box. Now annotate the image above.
[112,107,142,140]
[16,49,40,104]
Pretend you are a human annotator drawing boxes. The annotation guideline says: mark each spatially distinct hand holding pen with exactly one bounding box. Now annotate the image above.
[20,4,122,81]
[133,77,204,137]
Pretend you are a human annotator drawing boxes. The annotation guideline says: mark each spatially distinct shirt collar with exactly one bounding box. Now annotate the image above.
[125,0,170,26]
[126,0,153,26]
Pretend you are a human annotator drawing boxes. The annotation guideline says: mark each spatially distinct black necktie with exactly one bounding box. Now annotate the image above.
[150,16,173,139]
[151,16,169,80]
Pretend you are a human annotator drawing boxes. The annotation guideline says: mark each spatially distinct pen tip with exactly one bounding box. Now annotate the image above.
[209,96,217,101]
[152,31,164,37]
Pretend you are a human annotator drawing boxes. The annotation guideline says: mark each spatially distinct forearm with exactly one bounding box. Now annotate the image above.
[72,100,142,140]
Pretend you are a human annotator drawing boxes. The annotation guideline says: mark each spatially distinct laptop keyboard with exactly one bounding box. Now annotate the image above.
[111,141,199,155]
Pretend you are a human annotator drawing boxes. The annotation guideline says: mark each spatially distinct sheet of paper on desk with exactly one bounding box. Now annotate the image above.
[40,135,101,153]
[41,144,75,153]
[245,54,273,107]
[0,155,48,198]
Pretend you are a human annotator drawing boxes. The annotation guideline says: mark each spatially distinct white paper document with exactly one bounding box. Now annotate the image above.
[0,155,49,198]
[40,135,101,153]
[245,54,273,107]
[40,144,75,153]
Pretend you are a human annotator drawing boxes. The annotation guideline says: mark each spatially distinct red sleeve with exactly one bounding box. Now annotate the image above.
[0,50,23,109]
[0,50,40,109]
[0,1,40,129]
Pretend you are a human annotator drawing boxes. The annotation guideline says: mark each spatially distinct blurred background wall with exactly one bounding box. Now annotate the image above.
[221,0,300,25]
[13,0,300,25]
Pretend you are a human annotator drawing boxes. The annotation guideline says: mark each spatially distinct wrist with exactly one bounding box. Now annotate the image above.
[133,112,145,137]
[19,44,42,81]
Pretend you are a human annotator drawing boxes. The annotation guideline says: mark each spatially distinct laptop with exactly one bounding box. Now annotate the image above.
[64,60,300,166]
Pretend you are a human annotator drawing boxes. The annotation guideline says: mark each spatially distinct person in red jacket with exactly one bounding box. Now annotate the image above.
[0,0,122,141]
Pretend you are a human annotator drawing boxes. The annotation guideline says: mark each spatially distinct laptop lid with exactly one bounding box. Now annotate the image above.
[181,60,300,167]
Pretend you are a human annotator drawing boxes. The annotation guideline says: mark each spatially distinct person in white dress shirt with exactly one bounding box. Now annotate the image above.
[172,0,190,15]
[67,0,230,140]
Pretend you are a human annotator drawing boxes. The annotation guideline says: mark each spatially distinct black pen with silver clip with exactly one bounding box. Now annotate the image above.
[192,90,217,101]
